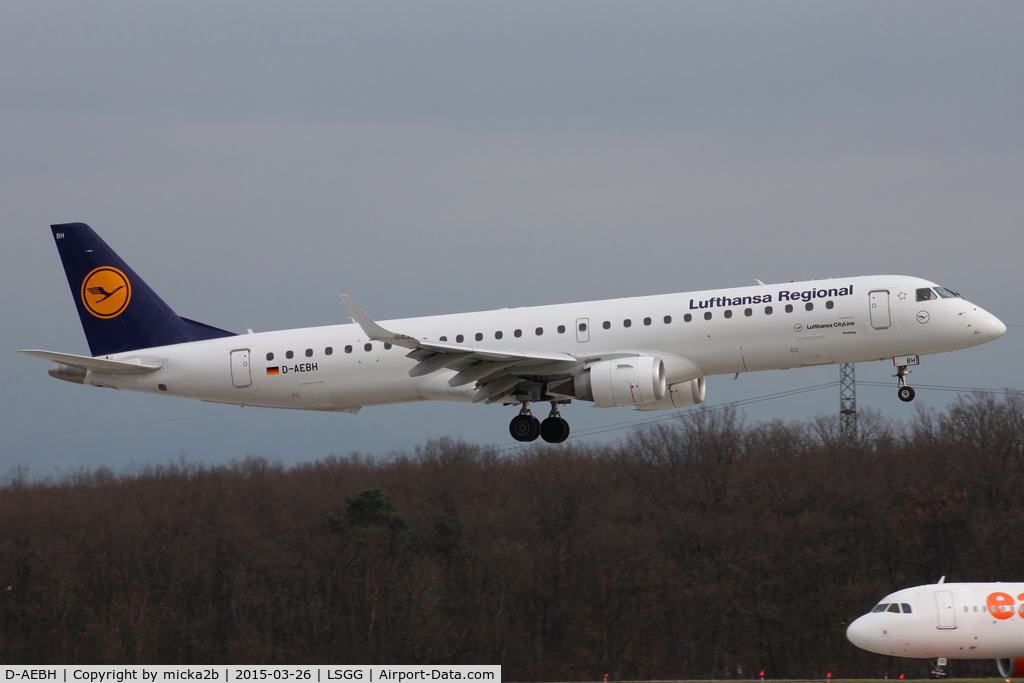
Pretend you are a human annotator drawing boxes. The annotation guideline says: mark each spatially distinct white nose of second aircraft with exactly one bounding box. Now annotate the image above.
[846,615,877,654]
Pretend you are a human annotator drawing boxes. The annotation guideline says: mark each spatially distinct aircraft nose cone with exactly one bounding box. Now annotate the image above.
[991,315,1007,339]
[846,615,874,652]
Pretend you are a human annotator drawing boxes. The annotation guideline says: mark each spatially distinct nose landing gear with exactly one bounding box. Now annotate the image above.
[895,365,916,402]
[509,402,571,443]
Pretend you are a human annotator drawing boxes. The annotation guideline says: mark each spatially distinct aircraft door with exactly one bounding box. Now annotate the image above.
[230,349,252,388]
[299,381,333,408]
[869,290,891,330]
[934,591,957,629]
[576,318,590,343]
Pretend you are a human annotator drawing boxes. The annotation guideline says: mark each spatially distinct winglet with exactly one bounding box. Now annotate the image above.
[339,295,418,349]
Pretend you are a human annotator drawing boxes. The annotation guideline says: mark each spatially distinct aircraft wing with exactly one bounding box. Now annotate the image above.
[341,295,582,403]
[18,349,163,375]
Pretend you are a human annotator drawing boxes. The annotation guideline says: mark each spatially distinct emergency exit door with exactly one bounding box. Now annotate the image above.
[576,318,590,343]
[231,349,252,388]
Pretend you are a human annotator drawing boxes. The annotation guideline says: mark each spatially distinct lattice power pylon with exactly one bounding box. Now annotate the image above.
[840,362,857,438]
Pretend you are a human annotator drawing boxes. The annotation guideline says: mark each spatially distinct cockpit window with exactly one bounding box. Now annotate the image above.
[887,603,901,613]
[901,603,912,613]
[916,288,938,302]
[934,286,961,299]
[872,603,889,613]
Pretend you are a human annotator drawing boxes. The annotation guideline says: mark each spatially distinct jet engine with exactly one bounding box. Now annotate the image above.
[636,376,706,411]
[997,659,1024,678]
[573,356,666,407]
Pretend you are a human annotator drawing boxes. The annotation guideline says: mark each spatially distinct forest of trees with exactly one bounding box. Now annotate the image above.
[3,392,1024,679]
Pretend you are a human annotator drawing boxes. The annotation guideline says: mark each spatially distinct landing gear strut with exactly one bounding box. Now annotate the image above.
[895,365,916,402]
[509,402,571,444]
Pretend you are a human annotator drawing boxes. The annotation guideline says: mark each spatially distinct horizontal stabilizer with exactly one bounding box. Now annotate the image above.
[18,349,163,375]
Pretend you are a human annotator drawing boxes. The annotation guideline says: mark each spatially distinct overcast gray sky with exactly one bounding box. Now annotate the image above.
[2,1,1022,477]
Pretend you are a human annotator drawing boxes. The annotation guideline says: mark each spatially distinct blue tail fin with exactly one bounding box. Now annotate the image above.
[50,223,236,357]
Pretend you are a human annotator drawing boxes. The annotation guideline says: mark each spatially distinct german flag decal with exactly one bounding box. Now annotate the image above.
[266,367,280,375]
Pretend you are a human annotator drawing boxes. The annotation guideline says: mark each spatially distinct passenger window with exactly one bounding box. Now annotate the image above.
[917,287,938,301]
[440,336,448,342]
[684,314,692,322]
[557,325,565,334]
[384,343,392,350]
[535,327,543,336]
[578,322,587,332]
[495,331,503,340]
[744,308,752,317]
[305,349,313,357]
[887,603,900,613]
[286,350,294,359]
[345,345,353,354]
[785,304,793,313]
[364,343,372,352]
[871,603,889,613]
[514,329,522,338]
[724,310,732,319]
[765,306,773,314]
[664,315,672,324]
[325,347,333,355]
[643,317,651,326]
[704,312,712,320]
[456,334,464,343]
[475,333,483,341]
[983,606,987,612]
[603,321,611,329]
[805,302,813,311]
[266,352,274,361]
[826,300,834,309]
[623,319,631,328]
[901,603,912,613]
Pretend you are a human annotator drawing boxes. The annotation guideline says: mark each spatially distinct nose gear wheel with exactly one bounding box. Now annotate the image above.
[895,365,916,402]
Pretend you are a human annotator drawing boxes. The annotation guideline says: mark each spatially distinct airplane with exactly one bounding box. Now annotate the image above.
[847,580,1024,678]
[20,223,1007,443]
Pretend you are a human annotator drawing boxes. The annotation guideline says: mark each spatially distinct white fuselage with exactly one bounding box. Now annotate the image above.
[847,582,1024,659]
[81,275,1005,412]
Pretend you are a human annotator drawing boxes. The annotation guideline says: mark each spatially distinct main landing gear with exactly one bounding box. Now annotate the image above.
[895,365,916,402]
[509,402,571,444]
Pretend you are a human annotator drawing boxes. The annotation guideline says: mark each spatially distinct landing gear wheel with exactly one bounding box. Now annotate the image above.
[540,417,571,444]
[509,414,541,442]
[894,364,915,402]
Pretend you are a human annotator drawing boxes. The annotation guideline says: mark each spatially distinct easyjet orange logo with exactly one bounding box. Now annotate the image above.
[81,267,131,319]
[987,592,1024,619]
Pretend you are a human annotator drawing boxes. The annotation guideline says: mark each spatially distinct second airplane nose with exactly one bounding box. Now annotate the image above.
[846,616,872,650]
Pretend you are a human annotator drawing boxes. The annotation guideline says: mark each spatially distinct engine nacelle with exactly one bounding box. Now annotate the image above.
[574,356,666,407]
[997,659,1024,678]
[636,376,706,411]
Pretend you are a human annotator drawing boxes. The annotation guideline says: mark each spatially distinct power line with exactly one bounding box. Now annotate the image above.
[858,381,1021,396]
